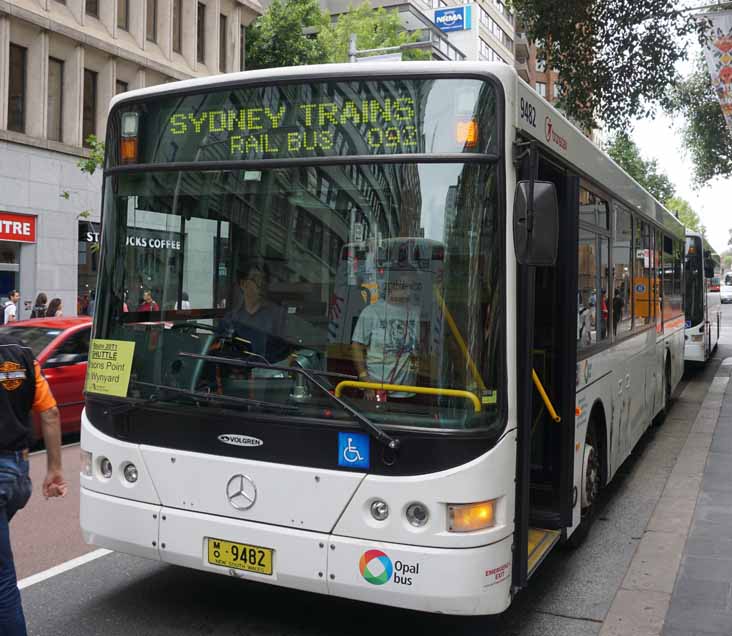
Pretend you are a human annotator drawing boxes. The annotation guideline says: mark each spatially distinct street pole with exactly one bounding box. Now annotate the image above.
[348,33,357,64]
[347,32,431,62]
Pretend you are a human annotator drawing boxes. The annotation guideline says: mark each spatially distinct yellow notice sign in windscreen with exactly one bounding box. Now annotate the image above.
[84,339,135,398]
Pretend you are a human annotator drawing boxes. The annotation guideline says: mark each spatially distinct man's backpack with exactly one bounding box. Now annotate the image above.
[0,301,12,326]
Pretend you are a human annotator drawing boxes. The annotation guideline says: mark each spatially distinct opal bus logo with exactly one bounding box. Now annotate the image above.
[359,550,420,586]
[359,549,393,585]
[217,434,264,447]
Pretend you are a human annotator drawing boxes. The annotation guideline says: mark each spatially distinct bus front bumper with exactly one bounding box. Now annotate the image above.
[81,487,513,615]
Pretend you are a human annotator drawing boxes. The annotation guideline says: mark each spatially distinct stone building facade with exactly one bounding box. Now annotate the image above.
[0,0,261,318]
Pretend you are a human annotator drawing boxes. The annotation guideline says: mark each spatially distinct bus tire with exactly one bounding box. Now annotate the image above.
[566,415,604,549]
[664,355,672,416]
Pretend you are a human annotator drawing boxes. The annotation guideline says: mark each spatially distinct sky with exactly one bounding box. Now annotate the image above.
[631,6,732,256]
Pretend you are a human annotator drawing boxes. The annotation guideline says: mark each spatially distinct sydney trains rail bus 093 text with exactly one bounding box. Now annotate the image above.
[80,62,688,615]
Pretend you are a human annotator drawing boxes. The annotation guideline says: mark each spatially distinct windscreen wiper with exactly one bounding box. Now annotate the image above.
[178,352,400,451]
[131,380,300,413]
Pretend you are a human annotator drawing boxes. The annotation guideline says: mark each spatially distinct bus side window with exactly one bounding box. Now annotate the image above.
[577,229,597,351]
[633,219,654,327]
[612,205,633,336]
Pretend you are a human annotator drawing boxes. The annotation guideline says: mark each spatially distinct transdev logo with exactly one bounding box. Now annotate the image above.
[433,6,471,32]
[359,549,393,585]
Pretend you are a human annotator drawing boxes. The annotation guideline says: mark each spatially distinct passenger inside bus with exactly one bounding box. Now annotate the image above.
[351,268,424,400]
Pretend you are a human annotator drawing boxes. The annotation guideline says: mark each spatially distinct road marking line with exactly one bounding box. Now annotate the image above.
[17,549,112,590]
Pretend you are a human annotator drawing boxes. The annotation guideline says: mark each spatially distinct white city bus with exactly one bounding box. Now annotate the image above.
[80,62,686,615]
[684,232,721,363]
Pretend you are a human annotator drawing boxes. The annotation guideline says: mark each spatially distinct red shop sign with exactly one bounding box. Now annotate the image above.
[0,213,36,243]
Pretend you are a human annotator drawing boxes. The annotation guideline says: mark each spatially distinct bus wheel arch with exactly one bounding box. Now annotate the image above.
[567,402,607,548]
[582,402,608,507]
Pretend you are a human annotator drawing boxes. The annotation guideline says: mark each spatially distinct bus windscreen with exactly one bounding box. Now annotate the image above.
[107,78,497,166]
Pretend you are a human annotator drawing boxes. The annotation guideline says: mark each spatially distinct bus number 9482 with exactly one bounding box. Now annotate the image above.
[520,97,537,128]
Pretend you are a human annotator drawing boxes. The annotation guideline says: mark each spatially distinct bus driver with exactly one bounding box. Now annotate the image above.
[352,270,422,401]
[220,262,288,362]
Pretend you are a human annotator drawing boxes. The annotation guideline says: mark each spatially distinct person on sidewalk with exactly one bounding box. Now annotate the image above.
[3,291,20,324]
[137,290,160,312]
[0,334,68,634]
[30,293,47,319]
[45,298,63,318]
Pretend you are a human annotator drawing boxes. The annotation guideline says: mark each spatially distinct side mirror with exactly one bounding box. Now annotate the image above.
[513,180,559,266]
[44,353,87,368]
[704,260,715,279]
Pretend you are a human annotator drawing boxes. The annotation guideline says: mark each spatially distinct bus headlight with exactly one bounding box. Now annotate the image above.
[99,457,113,479]
[123,463,139,483]
[370,499,389,521]
[405,502,429,527]
[447,500,496,532]
[80,449,92,477]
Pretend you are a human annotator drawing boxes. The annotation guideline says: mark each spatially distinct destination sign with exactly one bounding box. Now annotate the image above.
[167,97,418,157]
[108,78,496,165]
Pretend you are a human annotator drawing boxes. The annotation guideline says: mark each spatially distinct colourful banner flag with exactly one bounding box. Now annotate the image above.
[701,10,732,132]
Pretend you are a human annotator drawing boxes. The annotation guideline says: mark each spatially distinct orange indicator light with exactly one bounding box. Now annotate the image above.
[447,500,496,532]
[120,137,138,164]
[456,119,478,148]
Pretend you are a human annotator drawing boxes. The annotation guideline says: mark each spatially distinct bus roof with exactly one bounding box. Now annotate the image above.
[108,61,518,111]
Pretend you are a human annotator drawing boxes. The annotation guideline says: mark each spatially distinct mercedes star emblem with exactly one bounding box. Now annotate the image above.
[226,474,257,510]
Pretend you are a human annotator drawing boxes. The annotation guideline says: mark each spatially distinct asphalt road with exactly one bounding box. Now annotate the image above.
[14,306,732,636]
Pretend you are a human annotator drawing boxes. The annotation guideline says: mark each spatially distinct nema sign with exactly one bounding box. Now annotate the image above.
[433,6,471,32]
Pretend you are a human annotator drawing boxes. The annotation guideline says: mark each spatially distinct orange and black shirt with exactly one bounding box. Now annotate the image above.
[0,336,57,450]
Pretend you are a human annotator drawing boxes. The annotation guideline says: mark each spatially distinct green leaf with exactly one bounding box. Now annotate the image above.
[669,55,732,185]
[606,132,676,203]
[511,0,699,130]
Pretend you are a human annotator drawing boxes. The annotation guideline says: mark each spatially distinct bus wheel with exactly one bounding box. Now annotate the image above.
[567,419,602,548]
[664,356,672,415]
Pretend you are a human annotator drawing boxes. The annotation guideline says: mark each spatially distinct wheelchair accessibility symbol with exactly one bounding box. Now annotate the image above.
[338,432,370,469]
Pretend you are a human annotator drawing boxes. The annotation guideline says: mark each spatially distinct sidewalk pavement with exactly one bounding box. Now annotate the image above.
[600,357,732,636]
[662,357,732,636]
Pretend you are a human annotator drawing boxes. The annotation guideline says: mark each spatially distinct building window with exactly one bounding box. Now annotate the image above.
[86,0,98,17]
[116,79,128,94]
[82,69,97,146]
[117,0,129,31]
[147,0,157,42]
[240,25,245,70]
[197,3,206,63]
[219,14,227,72]
[479,8,513,50]
[8,45,27,134]
[478,38,505,63]
[48,58,64,142]
[173,0,182,53]
[536,82,547,98]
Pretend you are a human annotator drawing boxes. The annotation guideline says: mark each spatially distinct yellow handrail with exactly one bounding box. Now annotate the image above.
[334,381,482,413]
[434,288,487,392]
[531,369,561,423]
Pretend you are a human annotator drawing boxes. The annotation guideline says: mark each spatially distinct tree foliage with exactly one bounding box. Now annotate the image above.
[245,0,428,70]
[319,3,429,63]
[245,0,329,70]
[606,132,676,203]
[666,196,705,235]
[510,0,698,130]
[670,56,732,184]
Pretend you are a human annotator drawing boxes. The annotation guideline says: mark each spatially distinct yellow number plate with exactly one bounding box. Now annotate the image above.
[207,538,273,575]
